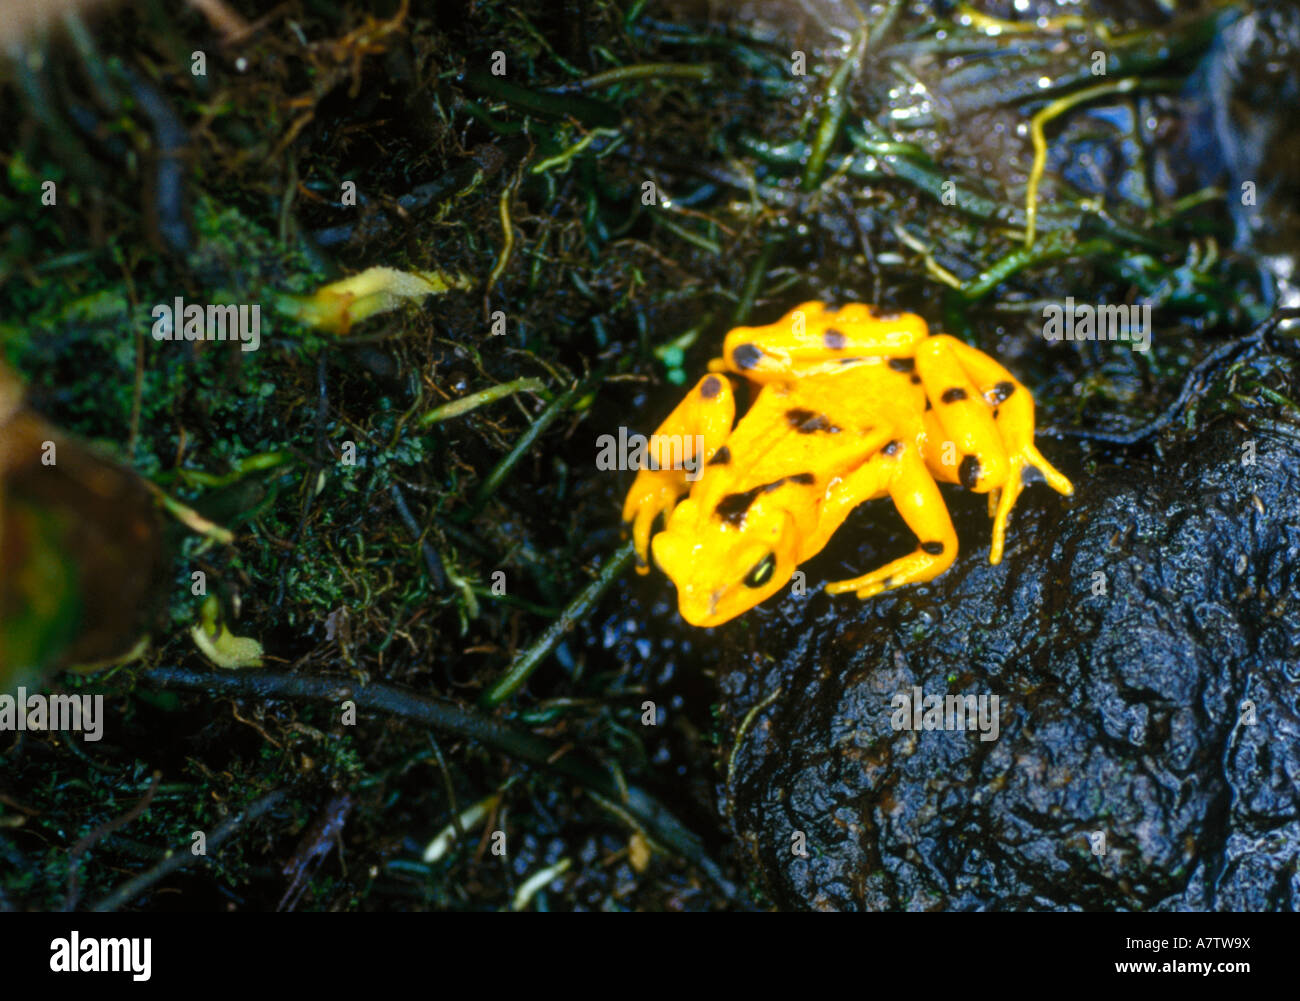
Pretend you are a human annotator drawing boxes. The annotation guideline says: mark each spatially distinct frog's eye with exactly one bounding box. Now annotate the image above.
[743,553,777,589]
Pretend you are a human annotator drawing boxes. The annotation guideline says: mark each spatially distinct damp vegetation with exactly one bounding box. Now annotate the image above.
[0,0,1296,910]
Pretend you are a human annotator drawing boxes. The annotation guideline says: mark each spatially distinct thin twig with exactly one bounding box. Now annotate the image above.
[389,482,448,589]
[138,664,730,893]
[481,541,637,707]
[65,771,162,911]
[90,788,289,913]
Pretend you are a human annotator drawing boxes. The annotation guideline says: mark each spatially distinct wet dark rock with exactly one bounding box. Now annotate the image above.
[717,351,1300,911]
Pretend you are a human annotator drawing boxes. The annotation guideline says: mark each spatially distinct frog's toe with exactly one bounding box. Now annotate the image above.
[1024,442,1073,496]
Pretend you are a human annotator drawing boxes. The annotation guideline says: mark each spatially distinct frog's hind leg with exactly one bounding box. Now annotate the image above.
[916,334,1013,497]
[920,334,1073,564]
[824,438,957,600]
[622,373,736,572]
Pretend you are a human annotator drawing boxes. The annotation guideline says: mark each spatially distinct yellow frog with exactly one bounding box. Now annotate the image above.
[623,302,1073,627]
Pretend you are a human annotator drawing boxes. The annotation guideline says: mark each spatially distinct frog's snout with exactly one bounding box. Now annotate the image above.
[670,579,729,628]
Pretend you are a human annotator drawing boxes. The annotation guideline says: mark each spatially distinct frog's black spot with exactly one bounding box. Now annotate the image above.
[760,477,787,493]
[993,408,1000,420]
[839,357,864,365]
[942,387,968,404]
[911,375,922,385]
[786,408,841,434]
[700,375,722,399]
[882,575,895,587]
[716,486,764,526]
[888,357,915,373]
[882,439,903,456]
[733,343,762,370]
[988,380,1016,404]
[959,454,981,489]
[708,445,732,466]
[823,328,847,350]
[924,398,932,411]
[789,472,816,485]
[920,541,945,555]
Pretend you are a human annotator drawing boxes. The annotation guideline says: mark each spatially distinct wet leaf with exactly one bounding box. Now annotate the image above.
[0,363,167,691]
[279,266,473,335]
[189,595,264,670]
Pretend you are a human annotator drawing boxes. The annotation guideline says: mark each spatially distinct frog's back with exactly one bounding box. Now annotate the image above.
[795,361,927,429]
[757,361,926,434]
[721,363,926,487]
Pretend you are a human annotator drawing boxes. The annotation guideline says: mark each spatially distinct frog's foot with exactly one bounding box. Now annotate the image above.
[710,301,930,383]
[825,548,954,599]
[985,441,1072,564]
[917,334,1072,565]
[621,373,736,573]
[624,482,681,573]
[823,437,957,599]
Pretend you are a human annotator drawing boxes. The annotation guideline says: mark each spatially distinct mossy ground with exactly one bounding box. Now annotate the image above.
[0,0,1290,910]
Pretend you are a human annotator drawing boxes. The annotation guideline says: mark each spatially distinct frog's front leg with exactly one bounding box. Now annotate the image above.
[916,334,1073,564]
[822,436,958,599]
[708,301,930,383]
[622,373,735,573]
